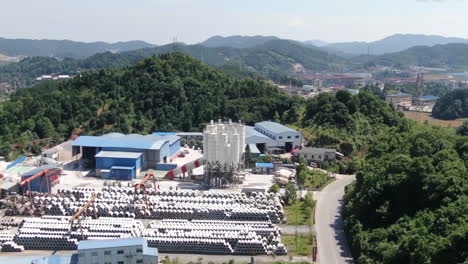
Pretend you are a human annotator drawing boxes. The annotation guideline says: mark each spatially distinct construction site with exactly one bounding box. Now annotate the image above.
[0,120,299,258]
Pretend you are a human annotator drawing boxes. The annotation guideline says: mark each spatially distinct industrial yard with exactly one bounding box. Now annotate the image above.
[0,120,310,263]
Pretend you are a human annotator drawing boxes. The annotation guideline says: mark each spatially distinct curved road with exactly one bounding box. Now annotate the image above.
[315,175,355,264]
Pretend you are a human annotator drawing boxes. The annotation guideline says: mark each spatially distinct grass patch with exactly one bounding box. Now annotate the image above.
[403,111,466,128]
[301,169,331,189]
[282,233,316,256]
[284,193,315,225]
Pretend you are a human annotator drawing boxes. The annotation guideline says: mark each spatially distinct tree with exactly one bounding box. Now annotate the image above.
[285,183,297,205]
[269,184,280,193]
[457,121,468,136]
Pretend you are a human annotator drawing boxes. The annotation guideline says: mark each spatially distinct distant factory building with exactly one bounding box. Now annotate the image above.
[72,133,181,180]
[246,121,302,153]
[413,95,439,106]
[293,147,338,163]
[385,92,413,107]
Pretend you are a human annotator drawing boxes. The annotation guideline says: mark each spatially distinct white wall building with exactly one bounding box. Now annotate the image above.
[246,121,302,153]
[78,238,158,264]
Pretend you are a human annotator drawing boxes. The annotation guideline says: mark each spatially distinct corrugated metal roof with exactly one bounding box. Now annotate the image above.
[21,164,61,177]
[152,132,177,135]
[297,147,337,155]
[176,132,203,136]
[245,126,271,140]
[387,92,412,97]
[256,163,274,168]
[111,166,135,170]
[417,95,439,100]
[255,121,298,134]
[73,133,180,150]
[78,237,147,250]
[95,151,142,159]
[1,255,78,264]
[248,144,261,154]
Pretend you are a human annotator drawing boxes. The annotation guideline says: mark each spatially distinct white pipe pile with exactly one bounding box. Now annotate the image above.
[10,216,287,255]
[12,187,284,223]
[144,219,287,255]
[14,216,144,250]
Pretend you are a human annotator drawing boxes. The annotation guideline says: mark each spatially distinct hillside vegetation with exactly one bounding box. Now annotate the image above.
[326,34,468,55]
[0,37,155,58]
[344,125,468,264]
[0,40,345,87]
[365,43,468,69]
[297,91,468,264]
[433,89,468,120]
[200,35,280,49]
[0,53,298,156]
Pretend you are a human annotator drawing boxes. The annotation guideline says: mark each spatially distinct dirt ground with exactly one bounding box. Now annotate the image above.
[403,111,466,127]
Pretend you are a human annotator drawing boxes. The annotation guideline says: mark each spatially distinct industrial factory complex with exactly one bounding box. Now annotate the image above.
[0,120,307,263]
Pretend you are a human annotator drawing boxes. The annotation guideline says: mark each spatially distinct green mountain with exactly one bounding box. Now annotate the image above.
[0,37,156,58]
[326,34,468,55]
[361,43,468,69]
[0,40,345,87]
[0,53,297,157]
[200,35,280,49]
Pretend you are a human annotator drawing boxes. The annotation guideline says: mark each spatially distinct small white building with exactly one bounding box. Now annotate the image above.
[294,147,337,162]
[77,238,158,264]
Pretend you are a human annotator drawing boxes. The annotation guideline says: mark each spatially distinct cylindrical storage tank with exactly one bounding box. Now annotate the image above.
[230,134,240,165]
[217,133,228,167]
[238,124,245,160]
[208,133,217,163]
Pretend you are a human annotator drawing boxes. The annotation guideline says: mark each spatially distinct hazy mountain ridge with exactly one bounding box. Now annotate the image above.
[362,43,468,69]
[0,37,156,58]
[0,39,343,87]
[325,34,468,55]
[200,35,281,49]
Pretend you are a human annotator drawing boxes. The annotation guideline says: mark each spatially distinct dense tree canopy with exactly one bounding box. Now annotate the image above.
[0,53,298,156]
[343,126,468,264]
[433,89,468,120]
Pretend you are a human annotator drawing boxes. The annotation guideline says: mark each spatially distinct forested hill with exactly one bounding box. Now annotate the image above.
[432,88,468,119]
[0,53,298,156]
[362,43,468,70]
[0,40,345,87]
[0,37,155,58]
[200,35,279,48]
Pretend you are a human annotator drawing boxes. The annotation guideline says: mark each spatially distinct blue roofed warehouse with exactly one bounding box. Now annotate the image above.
[72,133,181,179]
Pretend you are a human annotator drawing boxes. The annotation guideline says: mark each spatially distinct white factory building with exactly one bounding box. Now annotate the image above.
[78,238,158,264]
[246,121,302,153]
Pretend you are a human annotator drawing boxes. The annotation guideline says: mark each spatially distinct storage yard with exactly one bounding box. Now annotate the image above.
[0,120,304,260]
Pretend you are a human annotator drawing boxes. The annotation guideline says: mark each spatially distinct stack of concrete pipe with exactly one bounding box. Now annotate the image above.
[14,216,144,250]
[144,219,287,255]
[10,187,284,224]
[0,231,22,252]
[10,216,287,255]
[1,241,24,252]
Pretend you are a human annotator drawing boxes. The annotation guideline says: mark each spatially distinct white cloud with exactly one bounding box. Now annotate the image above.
[288,16,305,27]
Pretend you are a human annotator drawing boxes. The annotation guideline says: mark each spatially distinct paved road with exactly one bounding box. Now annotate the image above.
[315,175,355,264]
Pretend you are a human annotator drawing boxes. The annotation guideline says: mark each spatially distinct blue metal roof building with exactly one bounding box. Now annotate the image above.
[387,92,413,97]
[72,133,181,179]
[417,95,439,101]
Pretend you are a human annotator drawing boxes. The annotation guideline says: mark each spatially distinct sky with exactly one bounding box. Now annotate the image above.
[1,0,468,44]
